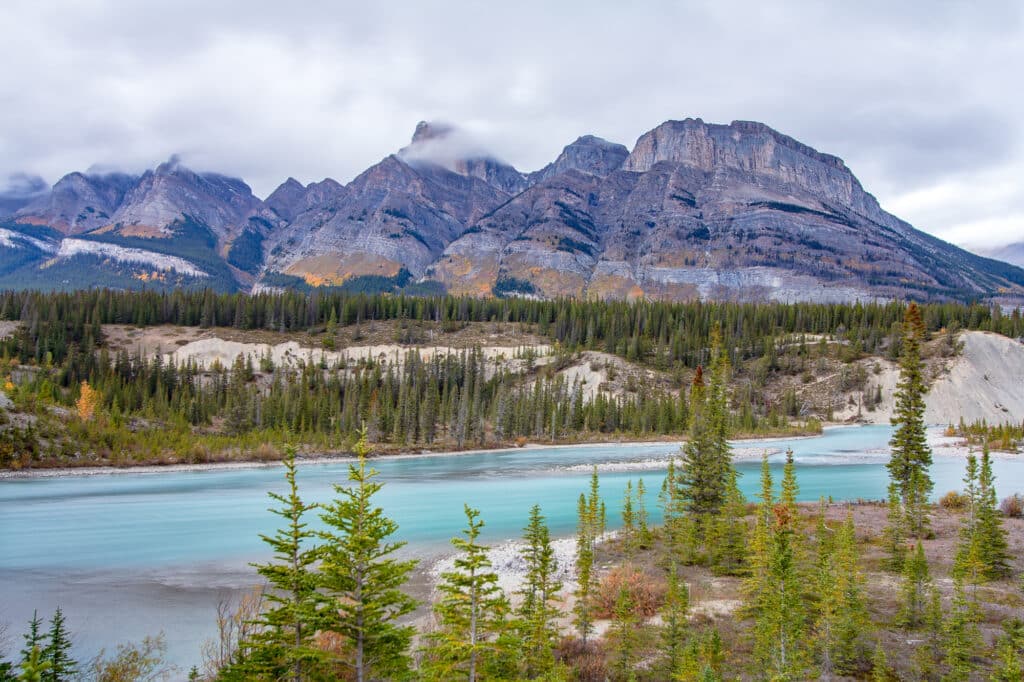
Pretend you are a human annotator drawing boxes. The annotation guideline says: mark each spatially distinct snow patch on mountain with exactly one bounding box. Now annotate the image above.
[55,239,207,277]
[0,228,57,252]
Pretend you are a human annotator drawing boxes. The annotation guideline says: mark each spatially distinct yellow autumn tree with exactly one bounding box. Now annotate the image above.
[76,381,101,421]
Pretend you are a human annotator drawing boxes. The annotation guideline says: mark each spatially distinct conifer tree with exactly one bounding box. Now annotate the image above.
[814,513,869,676]
[659,561,690,677]
[635,477,651,548]
[941,578,982,682]
[743,456,774,616]
[18,614,43,669]
[421,506,512,682]
[750,454,810,680]
[621,480,636,558]
[609,584,640,682]
[869,640,893,682]
[887,302,933,538]
[912,587,944,679]
[316,429,418,682]
[676,333,733,530]
[41,608,75,682]
[17,647,50,682]
[975,443,1011,580]
[990,619,1024,681]
[707,469,747,576]
[881,482,907,572]
[573,494,596,645]
[897,541,932,629]
[241,447,322,681]
[517,504,562,679]
[676,629,725,682]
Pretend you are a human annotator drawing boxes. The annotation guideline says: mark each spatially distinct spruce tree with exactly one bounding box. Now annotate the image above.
[517,504,562,679]
[677,333,733,529]
[990,619,1024,681]
[635,477,650,548]
[609,584,639,682]
[897,541,932,629]
[941,578,982,682]
[975,443,1011,579]
[421,506,512,682]
[707,469,747,576]
[573,493,596,644]
[242,447,322,681]
[621,480,636,559]
[751,456,810,680]
[887,302,933,538]
[881,481,907,572]
[743,456,774,616]
[316,429,418,682]
[17,614,43,673]
[814,513,869,676]
[41,608,75,682]
[659,561,690,677]
[17,647,50,682]
[869,640,893,682]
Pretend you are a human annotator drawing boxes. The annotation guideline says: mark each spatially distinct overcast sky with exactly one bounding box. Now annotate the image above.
[1,1,1020,248]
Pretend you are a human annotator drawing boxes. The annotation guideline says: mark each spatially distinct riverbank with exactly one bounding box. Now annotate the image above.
[2,424,1003,481]
[0,426,843,480]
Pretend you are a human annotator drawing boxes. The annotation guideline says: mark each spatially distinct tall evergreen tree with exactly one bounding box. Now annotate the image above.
[573,493,596,645]
[975,443,1011,580]
[676,332,733,529]
[516,504,562,679]
[421,506,512,682]
[316,429,418,682]
[749,454,811,679]
[814,513,869,676]
[41,609,75,682]
[240,447,322,681]
[17,614,43,673]
[887,302,933,538]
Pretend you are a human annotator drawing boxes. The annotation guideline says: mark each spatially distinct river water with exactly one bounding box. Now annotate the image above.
[1,425,1020,670]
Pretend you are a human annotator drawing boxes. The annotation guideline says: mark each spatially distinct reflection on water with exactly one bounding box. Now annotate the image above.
[1,425,1019,668]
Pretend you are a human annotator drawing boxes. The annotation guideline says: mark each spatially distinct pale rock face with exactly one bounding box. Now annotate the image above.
[111,158,269,243]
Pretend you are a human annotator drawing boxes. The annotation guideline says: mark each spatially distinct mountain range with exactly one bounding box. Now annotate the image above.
[3,118,1023,304]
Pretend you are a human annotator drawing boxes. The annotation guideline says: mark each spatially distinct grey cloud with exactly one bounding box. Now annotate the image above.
[1,0,1022,245]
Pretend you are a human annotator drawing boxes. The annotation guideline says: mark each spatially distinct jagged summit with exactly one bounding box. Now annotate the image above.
[3,116,1023,303]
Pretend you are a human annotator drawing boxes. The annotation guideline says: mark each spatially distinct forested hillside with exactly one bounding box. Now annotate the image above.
[1,290,1022,469]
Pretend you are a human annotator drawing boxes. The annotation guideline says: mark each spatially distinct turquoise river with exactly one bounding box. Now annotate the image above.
[2,425,1021,669]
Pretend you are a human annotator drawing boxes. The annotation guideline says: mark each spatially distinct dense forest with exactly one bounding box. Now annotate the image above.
[1,290,1022,468]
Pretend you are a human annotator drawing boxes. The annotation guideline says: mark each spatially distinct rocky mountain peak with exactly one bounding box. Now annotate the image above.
[411,120,456,144]
[13,170,136,234]
[530,134,629,182]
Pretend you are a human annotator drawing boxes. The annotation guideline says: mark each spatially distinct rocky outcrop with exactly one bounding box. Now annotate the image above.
[529,135,629,182]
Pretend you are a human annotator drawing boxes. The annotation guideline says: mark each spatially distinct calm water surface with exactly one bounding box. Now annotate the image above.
[1,425,1020,669]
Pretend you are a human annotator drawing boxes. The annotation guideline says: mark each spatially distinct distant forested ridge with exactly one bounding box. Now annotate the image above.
[0,289,1021,468]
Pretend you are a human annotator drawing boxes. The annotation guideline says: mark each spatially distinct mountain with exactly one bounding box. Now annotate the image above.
[0,174,49,218]
[4,117,1024,303]
[1,158,275,291]
[972,242,1024,269]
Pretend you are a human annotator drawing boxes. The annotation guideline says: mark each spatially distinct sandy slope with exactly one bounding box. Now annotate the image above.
[925,331,1024,424]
